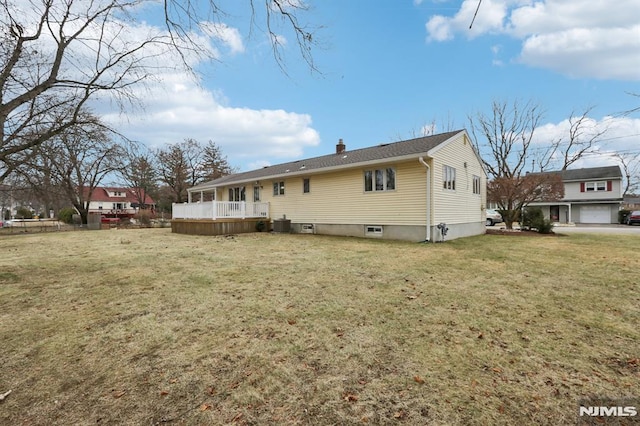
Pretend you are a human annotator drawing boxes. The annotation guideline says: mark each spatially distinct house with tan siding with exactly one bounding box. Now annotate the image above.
[174,129,487,242]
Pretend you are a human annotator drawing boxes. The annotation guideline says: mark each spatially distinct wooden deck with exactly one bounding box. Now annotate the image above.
[171,218,270,236]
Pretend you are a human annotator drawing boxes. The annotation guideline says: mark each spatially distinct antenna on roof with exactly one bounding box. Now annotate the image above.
[469,0,482,29]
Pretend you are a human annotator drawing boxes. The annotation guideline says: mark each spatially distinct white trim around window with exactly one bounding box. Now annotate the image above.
[273,181,285,196]
[364,168,396,192]
[473,175,481,195]
[443,165,456,191]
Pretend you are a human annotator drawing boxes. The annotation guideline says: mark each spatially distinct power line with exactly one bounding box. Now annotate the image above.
[469,0,483,29]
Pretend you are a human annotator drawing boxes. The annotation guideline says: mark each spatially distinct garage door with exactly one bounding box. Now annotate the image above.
[580,206,610,223]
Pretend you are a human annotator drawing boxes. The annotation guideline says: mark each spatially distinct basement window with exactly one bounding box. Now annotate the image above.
[365,225,383,237]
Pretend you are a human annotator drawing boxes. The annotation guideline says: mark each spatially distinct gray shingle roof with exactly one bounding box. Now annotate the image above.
[559,166,622,181]
[530,165,622,181]
[190,129,465,190]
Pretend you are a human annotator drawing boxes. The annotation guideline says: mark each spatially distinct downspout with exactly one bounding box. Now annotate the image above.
[419,157,431,242]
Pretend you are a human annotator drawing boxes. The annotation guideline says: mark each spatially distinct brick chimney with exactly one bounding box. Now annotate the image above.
[336,138,346,154]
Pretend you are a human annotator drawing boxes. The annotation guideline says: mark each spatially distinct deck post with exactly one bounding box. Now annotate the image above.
[241,201,246,219]
[212,200,217,220]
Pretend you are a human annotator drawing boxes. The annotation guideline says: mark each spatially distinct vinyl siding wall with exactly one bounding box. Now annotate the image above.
[563,180,622,200]
[431,134,485,224]
[250,160,429,226]
[210,132,486,240]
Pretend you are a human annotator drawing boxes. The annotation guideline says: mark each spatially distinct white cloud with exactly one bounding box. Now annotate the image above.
[102,73,321,169]
[202,22,245,54]
[425,0,640,80]
[532,116,640,169]
[519,25,640,80]
[426,0,507,41]
[9,0,318,170]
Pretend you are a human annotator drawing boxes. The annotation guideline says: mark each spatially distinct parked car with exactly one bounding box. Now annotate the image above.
[626,210,640,225]
[485,209,503,226]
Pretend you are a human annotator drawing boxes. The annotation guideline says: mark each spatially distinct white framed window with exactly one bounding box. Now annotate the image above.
[473,175,481,194]
[586,181,606,191]
[273,181,285,196]
[443,165,456,191]
[253,186,260,202]
[229,186,246,201]
[303,178,310,194]
[364,168,395,192]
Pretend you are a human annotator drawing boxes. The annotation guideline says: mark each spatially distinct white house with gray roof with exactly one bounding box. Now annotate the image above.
[173,129,487,242]
[527,166,623,224]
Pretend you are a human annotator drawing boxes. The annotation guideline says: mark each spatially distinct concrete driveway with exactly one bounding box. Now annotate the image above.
[553,224,640,236]
[486,222,640,236]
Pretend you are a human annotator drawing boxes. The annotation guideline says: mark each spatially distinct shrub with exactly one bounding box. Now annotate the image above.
[255,220,266,232]
[57,207,76,224]
[15,206,33,219]
[536,218,555,234]
[618,209,631,224]
[521,207,544,230]
[522,207,554,234]
[135,209,153,227]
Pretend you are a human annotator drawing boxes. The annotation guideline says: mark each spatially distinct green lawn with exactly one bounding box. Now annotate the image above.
[0,229,638,425]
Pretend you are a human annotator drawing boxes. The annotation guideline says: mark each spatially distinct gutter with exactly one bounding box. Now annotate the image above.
[419,156,431,242]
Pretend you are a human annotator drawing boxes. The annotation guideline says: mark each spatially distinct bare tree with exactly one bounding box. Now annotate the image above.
[614,152,640,196]
[488,173,564,229]
[620,92,640,116]
[1,0,318,181]
[535,106,608,171]
[15,112,126,224]
[470,99,544,181]
[469,99,549,228]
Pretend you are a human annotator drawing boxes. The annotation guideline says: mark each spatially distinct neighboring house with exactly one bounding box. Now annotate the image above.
[623,194,640,211]
[87,187,155,219]
[528,166,623,224]
[176,129,487,242]
[0,184,18,219]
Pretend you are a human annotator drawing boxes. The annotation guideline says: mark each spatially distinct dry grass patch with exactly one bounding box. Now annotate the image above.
[0,229,638,425]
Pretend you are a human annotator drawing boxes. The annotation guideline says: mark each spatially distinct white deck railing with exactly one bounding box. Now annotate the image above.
[172,201,269,220]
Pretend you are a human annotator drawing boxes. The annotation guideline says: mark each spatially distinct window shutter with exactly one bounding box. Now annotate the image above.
[607,180,612,191]
[580,182,585,192]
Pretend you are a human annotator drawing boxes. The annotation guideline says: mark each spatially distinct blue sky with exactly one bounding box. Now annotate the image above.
[103,0,640,172]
